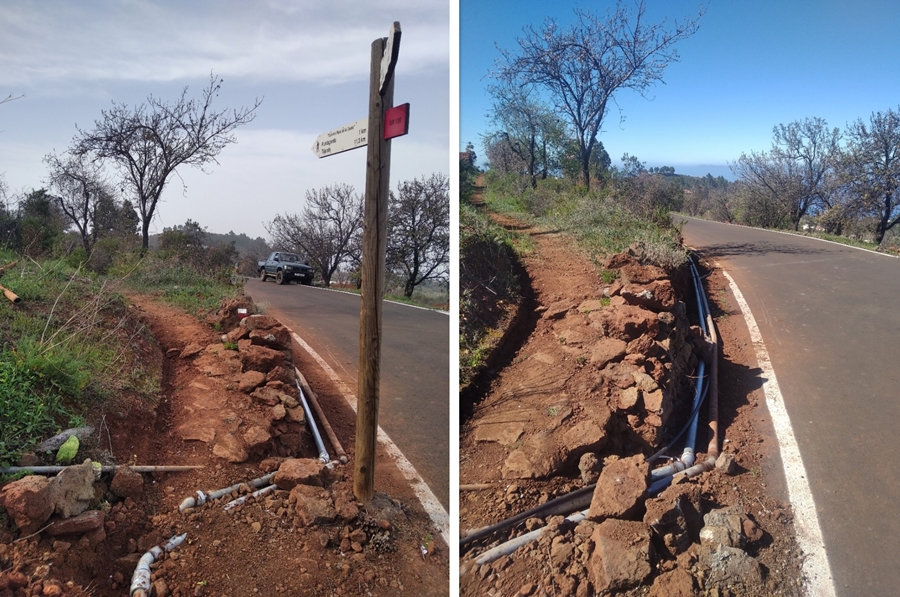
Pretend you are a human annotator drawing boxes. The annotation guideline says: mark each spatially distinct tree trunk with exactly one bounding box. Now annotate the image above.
[580,139,592,191]
[529,136,537,189]
[141,218,151,252]
[873,192,895,245]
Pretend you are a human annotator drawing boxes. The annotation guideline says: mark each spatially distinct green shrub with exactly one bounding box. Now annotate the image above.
[0,346,84,466]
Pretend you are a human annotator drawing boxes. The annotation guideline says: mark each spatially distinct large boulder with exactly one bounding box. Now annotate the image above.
[700,505,746,549]
[218,296,256,331]
[242,425,274,454]
[588,454,649,521]
[593,304,660,342]
[289,484,336,526]
[643,484,704,556]
[502,432,563,479]
[588,519,654,592]
[240,345,286,374]
[243,315,293,351]
[698,544,762,587]
[274,458,326,490]
[620,280,676,312]
[44,509,106,536]
[238,370,267,393]
[648,569,697,597]
[51,459,96,518]
[0,475,55,534]
[590,337,627,368]
[110,467,144,500]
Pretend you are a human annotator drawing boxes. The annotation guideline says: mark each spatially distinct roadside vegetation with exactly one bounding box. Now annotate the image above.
[682,112,900,253]
[459,0,703,388]
[459,199,522,388]
[0,65,448,476]
[0,225,240,468]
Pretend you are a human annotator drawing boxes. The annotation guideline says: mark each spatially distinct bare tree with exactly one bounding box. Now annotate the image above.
[482,133,529,175]
[72,74,261,250]
[266,183,363,287]
[485,80,565,188]
[44,150,112,253]
[731,118,841,230]
[730,150,799,229]
[841,107,900,244]
[1,93,23,106]
[496,1,703,190]
[387,173,450,298]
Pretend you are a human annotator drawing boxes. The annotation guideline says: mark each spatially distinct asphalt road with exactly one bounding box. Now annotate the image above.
[679,216,900,597]
[246,278,450,509]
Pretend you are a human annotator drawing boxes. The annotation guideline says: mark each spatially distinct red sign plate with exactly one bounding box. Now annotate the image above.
[384,103,410,140]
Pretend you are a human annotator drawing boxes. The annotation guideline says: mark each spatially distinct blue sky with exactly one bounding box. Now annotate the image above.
[0,0,449,239]
[459,0,900,179]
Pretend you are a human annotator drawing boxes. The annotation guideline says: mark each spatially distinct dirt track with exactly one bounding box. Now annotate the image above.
[0,294,448,596]
[459,206,804,596]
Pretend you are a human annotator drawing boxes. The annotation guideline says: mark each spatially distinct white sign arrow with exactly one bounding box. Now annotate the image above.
[379,21,401,94]
[311,117,368,158]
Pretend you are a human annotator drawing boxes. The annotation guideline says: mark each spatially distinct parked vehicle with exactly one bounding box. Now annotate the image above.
[257,252,314,285]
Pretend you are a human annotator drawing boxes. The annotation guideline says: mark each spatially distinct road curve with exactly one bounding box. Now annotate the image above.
[679,216,900,597]
[245,278,450,509]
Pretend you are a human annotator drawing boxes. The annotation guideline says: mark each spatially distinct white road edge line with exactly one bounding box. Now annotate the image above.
[284,281,450,315]
[721,269,836,597]
[290,331,450,546]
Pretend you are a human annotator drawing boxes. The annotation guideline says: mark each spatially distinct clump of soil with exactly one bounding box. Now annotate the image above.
[0,292,448,596]
[459,208,804,596]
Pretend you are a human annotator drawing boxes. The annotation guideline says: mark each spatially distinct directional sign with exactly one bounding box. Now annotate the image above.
[384,103,409,140]
[311,117,368,158]
[379,22,401,94]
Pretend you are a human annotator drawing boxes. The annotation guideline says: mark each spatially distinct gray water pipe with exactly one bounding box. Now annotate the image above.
[690,258,709,336]
[178,472,276,512]
[460,484,595,549]
[129,533,186,596]
[649,359,706,483]
[223,483,278,511]
[470,509,589,569]
[464,255,721,568]
[667,312,722,484]
[295,368,349,464]
[648,260,720,494]
[648,257,712,490]
[294,378,330,464]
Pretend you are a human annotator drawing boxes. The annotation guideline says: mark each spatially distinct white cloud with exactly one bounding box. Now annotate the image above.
[148,127,448,239]
[0,0,448,89]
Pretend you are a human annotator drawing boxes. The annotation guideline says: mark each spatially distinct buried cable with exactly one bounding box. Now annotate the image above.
[460,484,595,549]
[179,472,276,512]
[130,533,186,597]
[223,484,278,511]
[467,509,590,570]
[295,377,331,464]
[295,368,348,464]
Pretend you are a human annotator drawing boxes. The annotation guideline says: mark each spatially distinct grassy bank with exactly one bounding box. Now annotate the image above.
[0,249,240,467]
[459,197,527,389]
[460,171,687,389]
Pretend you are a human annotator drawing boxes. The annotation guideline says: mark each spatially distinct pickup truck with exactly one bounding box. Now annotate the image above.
[257,252,314,285]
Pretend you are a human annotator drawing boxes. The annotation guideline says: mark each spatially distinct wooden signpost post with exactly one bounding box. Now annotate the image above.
[311,21,407,503]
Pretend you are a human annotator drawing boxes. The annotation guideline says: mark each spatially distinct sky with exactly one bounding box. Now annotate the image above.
[459,0,900,180]
[0,0,449,240]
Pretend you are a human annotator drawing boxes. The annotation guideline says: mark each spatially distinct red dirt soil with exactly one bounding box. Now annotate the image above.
[0,293,448,597]
[459,206,804,596]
